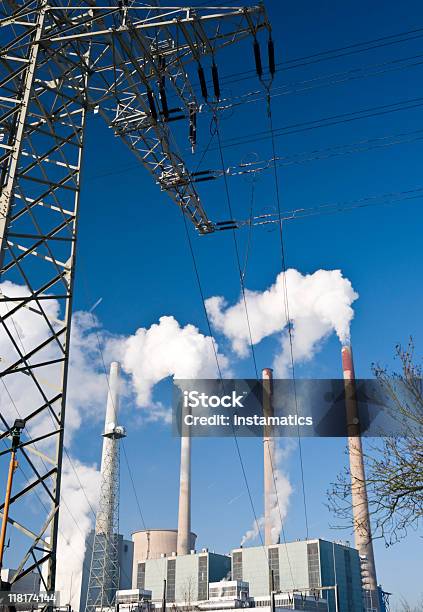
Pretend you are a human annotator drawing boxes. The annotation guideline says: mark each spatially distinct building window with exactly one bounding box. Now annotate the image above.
[167,559,176,603]
[344,549,353,612]
[307,543,321,589]
[137,562,145,590]
[198,555,208,601]
[268,547,280,592]
[232,552,243,581]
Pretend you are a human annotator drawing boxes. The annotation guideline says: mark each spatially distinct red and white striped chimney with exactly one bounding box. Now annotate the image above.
[341,344,379,609]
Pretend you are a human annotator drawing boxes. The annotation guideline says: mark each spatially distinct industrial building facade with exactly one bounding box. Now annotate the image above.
[131,529,197,588]
[133,540,362,612]
[231,540,363,612]
[135,550,231,603]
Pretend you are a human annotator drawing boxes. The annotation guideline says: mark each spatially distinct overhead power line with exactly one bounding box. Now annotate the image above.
[207,95,423,152]
[265,90,310,541]
[176,114,297,586]
[212,23,423,87]
[223,185,423,231]
[211,51,423,113]
[86,127,423,183]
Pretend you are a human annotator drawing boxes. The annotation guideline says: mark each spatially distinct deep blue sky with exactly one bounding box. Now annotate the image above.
[4,0,423,607]
[75,0,423,606]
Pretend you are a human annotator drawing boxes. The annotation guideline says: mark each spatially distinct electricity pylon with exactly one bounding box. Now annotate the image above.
[0,0,270,603]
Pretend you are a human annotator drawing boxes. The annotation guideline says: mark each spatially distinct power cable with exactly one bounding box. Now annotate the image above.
[121,443,148,531]
[205,50,423,114]
[181,201,275,569]
[176,127,286,581]
[85,126,423,183]
[214,112,259,378]
[232,128,423,175]
[212,24,423,87]
[265,86,310,540]
[245,186,423,228]
[206,96,423,152]
[241,176,256,281]
[176,110,299,590]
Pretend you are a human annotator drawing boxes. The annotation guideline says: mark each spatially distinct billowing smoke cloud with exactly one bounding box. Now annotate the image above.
[1,269,359,596]
[55,457,100,610]
[0,281,109,443]
[114,315,229,408]
[206,269,358,376]
[0,283,230,609]
[241,441,294,546]
[0,282,106,609]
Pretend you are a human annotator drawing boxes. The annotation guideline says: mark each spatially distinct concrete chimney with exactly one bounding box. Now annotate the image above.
[177,410,191,556]
[96,361,122,536]
[342,345,379,608]
[262,367,275,546]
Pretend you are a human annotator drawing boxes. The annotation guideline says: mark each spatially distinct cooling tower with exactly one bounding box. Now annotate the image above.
[131,529,196,586]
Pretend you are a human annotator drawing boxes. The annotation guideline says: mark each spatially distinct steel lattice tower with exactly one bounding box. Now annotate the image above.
[0,1,271,604]
[85,362,125,612]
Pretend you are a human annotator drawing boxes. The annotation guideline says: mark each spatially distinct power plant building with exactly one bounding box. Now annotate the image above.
[231,540,363,612]
[135,550,231,603]
[132,529,196,587]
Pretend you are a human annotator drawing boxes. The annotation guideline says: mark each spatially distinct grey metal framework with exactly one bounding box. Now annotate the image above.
[85,426,124,612]
[0,0,270,605]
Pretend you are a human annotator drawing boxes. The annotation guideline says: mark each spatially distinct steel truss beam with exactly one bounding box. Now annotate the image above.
[0,1,270,606]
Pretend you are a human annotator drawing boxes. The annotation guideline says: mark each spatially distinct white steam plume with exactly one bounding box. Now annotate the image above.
[241,441,294,546]
[0,281,109,443]
[206,269,358,376]
[114,315,229,408]
[55,457,100,610]
[0,283,231,609]
[0,282,106,609]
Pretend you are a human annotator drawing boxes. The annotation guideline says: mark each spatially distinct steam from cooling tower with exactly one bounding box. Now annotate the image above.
[206,269,358,374]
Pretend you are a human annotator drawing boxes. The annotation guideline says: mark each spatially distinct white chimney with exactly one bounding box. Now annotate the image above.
[262,367,275,546]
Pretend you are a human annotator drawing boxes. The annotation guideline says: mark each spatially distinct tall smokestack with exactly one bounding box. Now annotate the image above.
[86,361,125,611]
[96,361,121,535]
[263,367,275,546]
[342,345,379,609]
[177,413,191,555]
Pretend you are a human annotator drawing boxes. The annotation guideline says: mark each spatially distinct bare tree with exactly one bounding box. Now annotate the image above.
[179,576,196,612]
[328,341,423,546]
[394,593,423,612]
